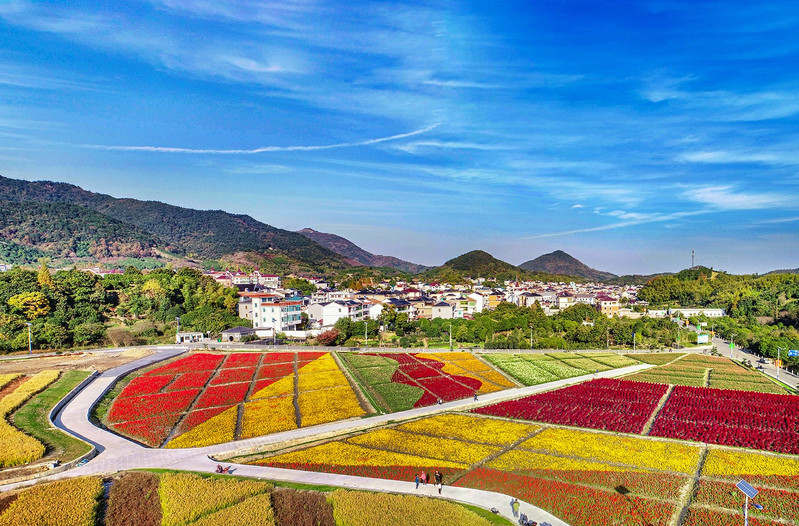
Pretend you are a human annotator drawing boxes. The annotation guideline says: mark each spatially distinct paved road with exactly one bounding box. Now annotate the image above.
[0,348,654,525]
[712,336,799,390]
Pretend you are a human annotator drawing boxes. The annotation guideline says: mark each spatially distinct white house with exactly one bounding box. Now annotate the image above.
[252,300,303,332]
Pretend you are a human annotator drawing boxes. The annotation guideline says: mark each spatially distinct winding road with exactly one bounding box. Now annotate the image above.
[0,347,656,525]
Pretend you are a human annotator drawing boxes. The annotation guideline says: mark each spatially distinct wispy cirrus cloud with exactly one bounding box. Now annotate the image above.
[523,210,710,240]
[681,184,791,210]
[84,124,440,154]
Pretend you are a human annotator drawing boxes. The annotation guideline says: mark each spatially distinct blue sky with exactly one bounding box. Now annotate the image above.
[1,1,798,275]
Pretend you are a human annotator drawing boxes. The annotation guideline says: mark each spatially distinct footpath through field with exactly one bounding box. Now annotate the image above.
[0,347,653,525]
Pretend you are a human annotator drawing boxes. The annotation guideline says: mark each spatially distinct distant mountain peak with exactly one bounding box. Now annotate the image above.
[519,250,617,282]
[297,228,429,274]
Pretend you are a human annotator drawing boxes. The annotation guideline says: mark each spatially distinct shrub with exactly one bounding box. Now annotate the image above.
[107,327,138,347]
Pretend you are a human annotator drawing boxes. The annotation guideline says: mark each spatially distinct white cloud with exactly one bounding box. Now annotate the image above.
[681,185,790,210]
[84,124,440,154]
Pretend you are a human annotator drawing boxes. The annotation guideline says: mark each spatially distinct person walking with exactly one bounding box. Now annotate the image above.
[434,470,443,494]
[420,471,427,486]
[415,473,420,489]
[473,391,478,401]
[511,498,520,517]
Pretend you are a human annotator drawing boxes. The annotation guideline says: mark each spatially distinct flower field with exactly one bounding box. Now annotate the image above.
[0,369,60,467]
[105,351,367,448]
[481,352,639,386]
[0,471,507,526]
[650,384,799,454]
[624,354,788,393]
[341,351,513,412]
[625,352,686,365]
[0,476,102,526]
[329,489,494,526]
[474,377,668,433]
[252,412,711,525]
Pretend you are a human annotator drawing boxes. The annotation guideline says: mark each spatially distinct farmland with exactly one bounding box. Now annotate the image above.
[624,354,789,393]
[101,352,368,448]
[0,471,504,526]
[482,352,640,386]
[249,411,799,526]
[340,351,516,412]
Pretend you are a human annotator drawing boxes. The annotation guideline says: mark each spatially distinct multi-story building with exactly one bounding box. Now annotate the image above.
[306,300,365,328]
[252,299,303,332]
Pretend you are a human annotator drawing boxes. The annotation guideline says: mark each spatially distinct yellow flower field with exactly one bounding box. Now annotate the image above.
[347,427,500,464]
[298,385,365,427]
[0,369,60,467]
[0,476,102,526]
[330,489,493,526]
[487,449,632,473]
[396,413,538,446]
[416,352,515,393]
[159,472,271,526]
[191,492,275,526]
[168,404,238,448]
[241,395,297,439]
[262,440,466,469]
[249,371,295,400]
[703,448,799,478]
[520,427,700,474]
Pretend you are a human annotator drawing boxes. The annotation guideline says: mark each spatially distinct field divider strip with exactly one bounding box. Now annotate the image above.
[673,444,707,526]
[643,384,674,436]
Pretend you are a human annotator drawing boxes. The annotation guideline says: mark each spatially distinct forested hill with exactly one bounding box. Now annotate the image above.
[519,250,617,282]
[298,228,430,273]
[0,175,350,272]
[0,200,159,264]
[424,250,580,283]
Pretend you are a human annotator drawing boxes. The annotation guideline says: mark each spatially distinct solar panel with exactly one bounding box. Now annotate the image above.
[736,480,759,499]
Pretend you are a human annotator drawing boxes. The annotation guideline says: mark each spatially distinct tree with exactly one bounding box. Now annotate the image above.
[37,259,54,288]
[316,328,340,346]
[8,291,50,320]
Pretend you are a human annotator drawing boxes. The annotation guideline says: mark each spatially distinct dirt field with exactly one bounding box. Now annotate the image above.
[0,348,154,375]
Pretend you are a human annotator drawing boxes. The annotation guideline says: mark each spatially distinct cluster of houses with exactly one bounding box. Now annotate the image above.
[203,269,724,340]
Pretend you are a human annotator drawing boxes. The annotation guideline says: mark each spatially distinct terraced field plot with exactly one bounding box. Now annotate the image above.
[252,412,701,526]
[624,353,788,393]
[251,410,799,526]
[104,352,368,448]
[340,351,515,412]
[481,352,639,386]
[0,470,497,526]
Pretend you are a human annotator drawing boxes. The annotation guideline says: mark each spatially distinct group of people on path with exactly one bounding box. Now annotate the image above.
[414,470,444,494]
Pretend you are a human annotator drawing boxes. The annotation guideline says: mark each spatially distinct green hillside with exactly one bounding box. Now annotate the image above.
[0,200,159,264]
[0,175,350,272]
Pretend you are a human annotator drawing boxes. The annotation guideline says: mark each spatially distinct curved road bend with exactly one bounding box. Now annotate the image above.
[3,348,653,525]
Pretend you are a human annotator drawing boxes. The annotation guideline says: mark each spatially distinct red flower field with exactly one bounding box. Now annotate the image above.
[473,378,667,433]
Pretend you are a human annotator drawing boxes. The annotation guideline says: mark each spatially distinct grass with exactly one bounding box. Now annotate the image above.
[459,503,515,525]
[11,370,93,462]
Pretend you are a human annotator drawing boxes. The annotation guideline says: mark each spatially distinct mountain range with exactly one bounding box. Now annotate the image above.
[0,175,686,282]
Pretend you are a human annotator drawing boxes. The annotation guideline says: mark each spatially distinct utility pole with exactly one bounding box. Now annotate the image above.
[365,320,368,350]
[777,347,783,380]
[26,322,32,355]
[175,316,181,345]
